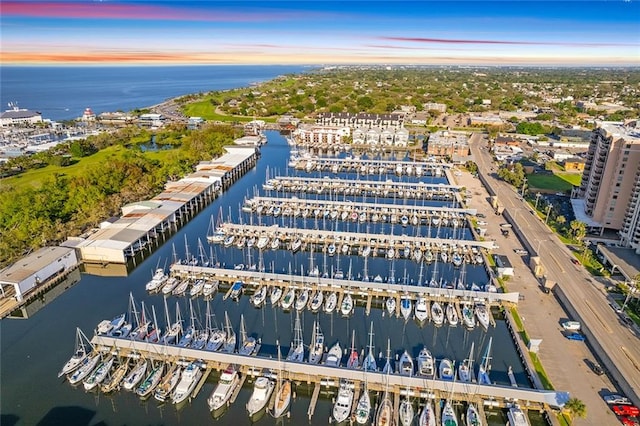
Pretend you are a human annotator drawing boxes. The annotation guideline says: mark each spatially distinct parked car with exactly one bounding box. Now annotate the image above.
[612,405,640,416]
[605,394,632,405]
[514,249,528,255]
[477,213,486,218]
[562,321,581,331]
[566,332,586,341]
[571,258,580,265]
[620,415,640,426]
[477,220,488,226]
[590,361,604,376]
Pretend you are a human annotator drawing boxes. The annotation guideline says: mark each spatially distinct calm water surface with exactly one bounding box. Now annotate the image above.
[1,132,540,425]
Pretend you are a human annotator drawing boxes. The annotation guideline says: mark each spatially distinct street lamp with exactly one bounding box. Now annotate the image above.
[545,205,552,224]
[535,192,542,210]
[622,285,637,311]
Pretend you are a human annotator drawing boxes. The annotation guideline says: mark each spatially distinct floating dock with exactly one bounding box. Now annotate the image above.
[290,156,454,177]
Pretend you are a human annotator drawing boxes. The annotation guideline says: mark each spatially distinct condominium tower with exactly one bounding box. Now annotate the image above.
[576,121,640,252]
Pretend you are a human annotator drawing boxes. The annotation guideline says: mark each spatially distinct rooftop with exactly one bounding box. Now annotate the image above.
[0,246,75,284]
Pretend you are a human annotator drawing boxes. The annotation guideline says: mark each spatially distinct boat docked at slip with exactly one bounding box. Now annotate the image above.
[420,400,437,426]
[238,314,258,356]
[286,312,304,362]
[439,358,455,381]
[346,330,360,370]
[171,361,203,404]
[417,346,435,378]
[136,363,165,398]
[362,322,378,372]
[399,397,414,426]
[271,379,292,418]
[189,279,205,297]
[354,385,371,425]
[246,375,275,417]
[441,400,459,426]
[415,296,429,323]
[208,365,240,411]
[400,295,412,321]
[250,286,267,307]
[325,341,342,367]
[295,288,309,312]
[202,279,219,298]
[145,268,168,292]
[459,342,475,383]
[308,321,325,364]
[229,281,244,300]
[83,356,114,391]
[507,405,530,426]
[154,364,181,402]
[222,311,236,354]
[280,288,295,310]
[122,359,148,391]
[332,380,354,424]
[446,303,459,327]
[431,301,444,326]
[309,290,323,312]
[68,353,101,385]
[161,277,180,295]
[270,286,283,306]
[399,350,414,376]
[386,296,396,316]
[59,328,91,377]
[324,291,337,313]
[475,303,490,330]
[340,293,354,316]
[100,361,128,394]
[467,403,483,426]
[96,313,126,336]
[462,303,476,329]
[375,391,394,426]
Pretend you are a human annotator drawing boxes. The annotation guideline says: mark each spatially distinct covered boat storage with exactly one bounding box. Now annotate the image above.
[63,146,257,265]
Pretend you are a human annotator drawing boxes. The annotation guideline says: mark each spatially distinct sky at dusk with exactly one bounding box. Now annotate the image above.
[1,1,639,66]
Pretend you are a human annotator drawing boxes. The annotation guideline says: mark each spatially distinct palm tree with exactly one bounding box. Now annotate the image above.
[564,397,587,420]
[556,215,566,227]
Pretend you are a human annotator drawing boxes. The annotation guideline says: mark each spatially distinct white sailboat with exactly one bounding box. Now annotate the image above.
[458,342,474,383]
[467,403,484,426]
[399,396,414,426]
[68,353,101,385]
[385,296,396,316]
[441,400,458,426]
[308,321,325,364]
[309,290,324,312]
[280,287,295,310]
[354,383,371,424]
[59,327,91,377]
[324,291,337,313]
[325,341,342,367]
[238,314,258,356]
[286,312,304,362]
[222,311,236,353]
[420,400,437,426]
[340,292,354,316]
[382,339,394,375]
[347,329,360,370]
[270,286,283,306]
[462,303,476,329]
[431,301,444,327]
[477,337,492,385]
[295,288,309,312]
[362,321,378,372]
[375,391,394,426]
[122,358,148,391]
[83,356,114,391]
[136,362,165,398]
[475,303,490,330]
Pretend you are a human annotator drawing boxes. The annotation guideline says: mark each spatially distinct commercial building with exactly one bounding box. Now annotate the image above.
[0,106,42,127]
[573,121,640,252]
[292,125,350,146]
[427,131,470,159]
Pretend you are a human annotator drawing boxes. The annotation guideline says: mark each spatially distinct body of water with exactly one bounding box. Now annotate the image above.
[0,65,306,121]
[1,131,541,426]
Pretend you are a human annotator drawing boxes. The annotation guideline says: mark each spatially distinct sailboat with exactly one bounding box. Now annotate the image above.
[466,403,484,426]
[420,400,437,426]
[332,380,355,423]
[477,337,492,385]
[446,303,459,327]
[136,362,165,398]
[101,360,129,393]
[154,364,181,402]
[362,321,378,372]
[238,314,258,356]
[475,303,490,330]
[439,358,455,381]
[286,312,304,362]
[308,321,325,364]
[399,395,414,426]
[271,345,292,419]
[295,288,309,312]
[177,299,198,348]
[354,382,371,424]
[386,296,396,316]
[462,303,476,329]
[417,346,435,378]
[309,290,324,312]
[59,327,91,377]
[325,341,342,367]
[347,329,360,369]
[458,342,474,383]
[280,287,296,310]
[68,352,101,385]
[382,339,394,375]
[250,286,266,307]
[399,350,414,376]
[222,311,236,353]
[270,286,283,306]
[441,400,459,426]
[207,210,225,243]
[324,291,337,313]
[83,356,114,391]
[431,301,444,327]
[340,292,354,316]
[375,390,394,426]
[122,358,148,391]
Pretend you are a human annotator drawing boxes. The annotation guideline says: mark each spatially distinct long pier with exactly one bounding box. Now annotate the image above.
[243,196,476,224]
[91,335,565,410]
[263,176,459,200]
[291,156,454,177]
[170,265,520,305]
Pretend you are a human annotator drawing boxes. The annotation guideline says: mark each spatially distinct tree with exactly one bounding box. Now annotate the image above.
[564,397,587,420]
[569,220,587,242]
[556,215,566,227]
[357,96,374,110]
[465,161,478,175]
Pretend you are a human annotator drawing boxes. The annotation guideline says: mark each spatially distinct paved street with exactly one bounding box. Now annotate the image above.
[459,133,639,425]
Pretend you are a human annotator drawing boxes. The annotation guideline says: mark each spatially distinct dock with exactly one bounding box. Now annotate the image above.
[290,156,454,177]
[91,336,565,412]
[170,265,521,306]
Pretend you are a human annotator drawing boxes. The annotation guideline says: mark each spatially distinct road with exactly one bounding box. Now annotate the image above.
[467,133,640,423]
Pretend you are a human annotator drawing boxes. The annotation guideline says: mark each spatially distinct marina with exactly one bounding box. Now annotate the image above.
[288,156,453,177]
[4,130,563,425]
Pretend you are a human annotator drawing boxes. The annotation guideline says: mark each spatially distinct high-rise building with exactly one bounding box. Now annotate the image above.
[575,120,640,251]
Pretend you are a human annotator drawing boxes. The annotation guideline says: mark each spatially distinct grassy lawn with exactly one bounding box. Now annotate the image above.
[526,173,575,191]
[556,172,582,186]
[183,98,276,122]
[530,352,554,390]
[2,146,178,191]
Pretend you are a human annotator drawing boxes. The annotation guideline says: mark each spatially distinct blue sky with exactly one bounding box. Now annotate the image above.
[2,1,639,65]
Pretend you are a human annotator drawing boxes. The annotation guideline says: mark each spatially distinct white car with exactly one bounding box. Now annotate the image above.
[604,394,631,405]
[477,220,488,226]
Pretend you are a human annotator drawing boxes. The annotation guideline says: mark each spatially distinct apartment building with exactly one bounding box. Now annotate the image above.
[575,121,640,251]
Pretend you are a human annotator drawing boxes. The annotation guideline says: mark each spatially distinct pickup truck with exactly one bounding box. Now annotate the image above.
[565,332,586,341]
[612,405,639,416]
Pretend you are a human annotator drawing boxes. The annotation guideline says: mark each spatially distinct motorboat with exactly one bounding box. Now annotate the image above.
[295,288,309,312]
[441,400,459,426]
[280,288,295,310]
[446,303,459,327]
[340,293,354,316]
[83,356,114,391]
[324,291,338,313]
[417,346,435,378]
[375,393,393,426]
[189,279,205,297]
[145,268,168,292]
[415,297,429,323]
[161,277,180,295]
[208,365,240,411]
[439,358,454,381]
[154,365,181,402]
[68,353,101,385]
[122,359,148,391]
[399,397,414,426]
[458,359,472,383]
[386,297,396,316]
[507,405,530,426]
[171,361,202,404]
[354,386,371,425]
[309,290,324,312]
[462,303,476,329]
[136,363,165,398]
[96,313,126,336]
[229,281,244,300]
[399,350,414,376]
[400,295,412,321]
[475,303,490,330]
[325,342,342,367]
[291,238,302,253]
[467,403,483,426]
[420,400,436,426]
[431,301,444,326]
[270,286,283,306]
[246,375,275,417]
[271,379,291,418]
[332,381,354,423]
[308,321,325,364]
